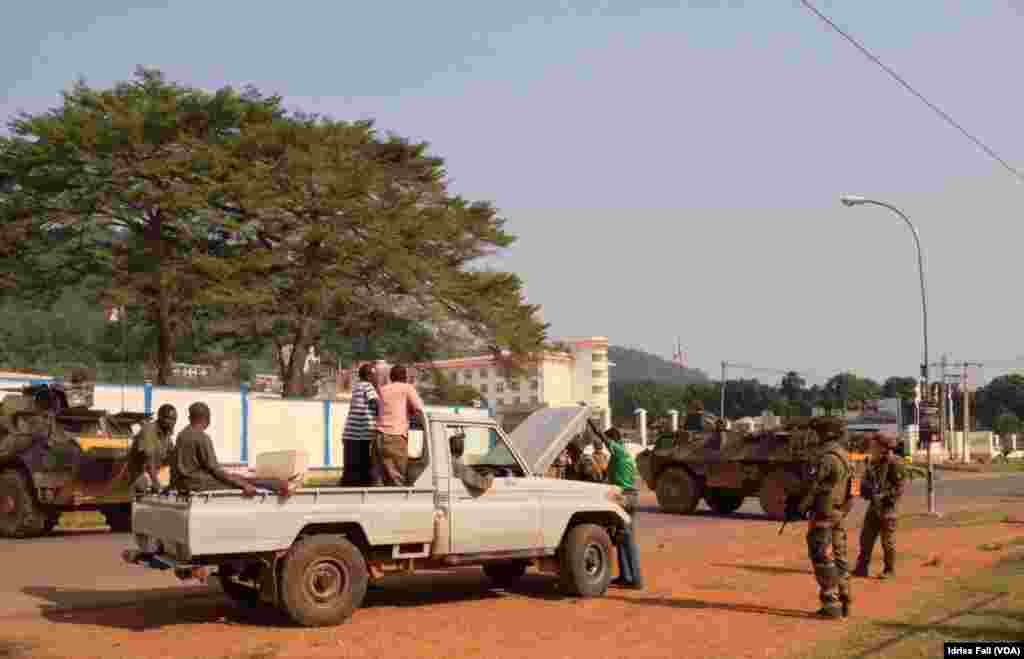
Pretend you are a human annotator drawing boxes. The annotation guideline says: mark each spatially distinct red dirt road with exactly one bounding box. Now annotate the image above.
[1,481,1022,659]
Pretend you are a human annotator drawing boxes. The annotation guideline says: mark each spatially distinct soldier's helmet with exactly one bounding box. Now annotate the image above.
[871,431,899,451]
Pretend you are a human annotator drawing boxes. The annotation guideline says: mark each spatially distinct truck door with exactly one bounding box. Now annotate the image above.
[444,423,542,554]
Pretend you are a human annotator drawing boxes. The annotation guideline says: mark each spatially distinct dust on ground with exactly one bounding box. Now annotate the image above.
[3,500,1023,659]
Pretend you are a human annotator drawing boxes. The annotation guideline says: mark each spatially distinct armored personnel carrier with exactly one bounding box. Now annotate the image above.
[636,416,865,519]
[0,377,151,538]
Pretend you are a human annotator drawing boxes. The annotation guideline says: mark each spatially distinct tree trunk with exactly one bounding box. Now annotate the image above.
[280,336,311,398]
[148,211,174,386]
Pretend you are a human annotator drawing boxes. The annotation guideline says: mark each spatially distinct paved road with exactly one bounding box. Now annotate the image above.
[1,471,1021,621]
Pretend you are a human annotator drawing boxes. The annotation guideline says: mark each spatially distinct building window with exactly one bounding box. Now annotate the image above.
[592,369,606,379]
[508,381,520,391]
[480,383,488,393]
[527,367,539,377]
[496,382,504,393]
[592,352,607,363]
[530,379,539,390]
[479,368,489,377]
[464,370,473,382]
[592,385,606,394]
[514,396,521,405]
[530,395,539,404]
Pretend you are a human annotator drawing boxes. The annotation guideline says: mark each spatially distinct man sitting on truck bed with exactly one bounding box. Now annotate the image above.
[170,402,258,496]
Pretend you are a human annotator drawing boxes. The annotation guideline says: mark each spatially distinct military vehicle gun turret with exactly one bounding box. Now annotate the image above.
[0,377,151,538]
[635,416,865,519]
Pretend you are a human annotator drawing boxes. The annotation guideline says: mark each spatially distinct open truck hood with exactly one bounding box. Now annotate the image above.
[508,405,594,475]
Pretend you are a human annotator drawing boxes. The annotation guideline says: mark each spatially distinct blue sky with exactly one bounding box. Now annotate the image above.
[3,1,1023,386]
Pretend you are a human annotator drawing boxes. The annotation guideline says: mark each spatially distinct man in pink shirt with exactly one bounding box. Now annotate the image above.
[372,364,425,486]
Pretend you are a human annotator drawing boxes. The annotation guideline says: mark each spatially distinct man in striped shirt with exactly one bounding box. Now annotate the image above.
[340,364,379,486]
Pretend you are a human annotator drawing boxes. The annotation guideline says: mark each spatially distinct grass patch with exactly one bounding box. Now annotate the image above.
[923,460,1024,474]
[795,550,1024,659]
[977,536,1024,552]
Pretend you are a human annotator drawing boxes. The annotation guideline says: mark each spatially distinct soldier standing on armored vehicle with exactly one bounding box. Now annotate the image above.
[128,404,177,493]
[793,416,854,619]
[683,400,704,432]
[853,432,905,580]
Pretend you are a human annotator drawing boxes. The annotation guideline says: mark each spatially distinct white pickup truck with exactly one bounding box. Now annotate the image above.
[123,405,630,627]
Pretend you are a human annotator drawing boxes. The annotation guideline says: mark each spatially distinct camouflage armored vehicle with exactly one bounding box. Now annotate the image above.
[636,416,865,519]
[0,377,151,538]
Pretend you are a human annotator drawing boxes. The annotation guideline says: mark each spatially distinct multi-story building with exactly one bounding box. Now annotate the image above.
[416,336,613,429]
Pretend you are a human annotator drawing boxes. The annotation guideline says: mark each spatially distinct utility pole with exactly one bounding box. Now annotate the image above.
[720,361,726,420]
[940,354,948,458]
[926,359,985,463]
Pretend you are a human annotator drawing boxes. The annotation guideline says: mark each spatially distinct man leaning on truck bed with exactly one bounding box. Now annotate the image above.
[170,402,259,496]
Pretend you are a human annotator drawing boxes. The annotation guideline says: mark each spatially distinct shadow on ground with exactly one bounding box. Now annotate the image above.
[711,563,811,576]
[606,593,820,620]
[21,571,569,631]
[635,506,771,522]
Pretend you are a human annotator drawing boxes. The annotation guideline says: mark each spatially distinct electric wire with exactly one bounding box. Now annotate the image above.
[799,0,1024,185]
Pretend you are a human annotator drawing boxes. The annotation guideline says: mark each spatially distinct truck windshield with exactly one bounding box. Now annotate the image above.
[453,426,520,470]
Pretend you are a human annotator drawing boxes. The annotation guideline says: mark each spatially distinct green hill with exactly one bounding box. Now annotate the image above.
[608,346,710,384]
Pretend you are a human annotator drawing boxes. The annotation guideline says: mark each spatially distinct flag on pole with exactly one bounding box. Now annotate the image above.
[672,347,686,367]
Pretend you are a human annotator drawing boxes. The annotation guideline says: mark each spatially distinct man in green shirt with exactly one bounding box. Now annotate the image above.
[170,402,257,495]
[128,404,177,493]
[605,427,643,589]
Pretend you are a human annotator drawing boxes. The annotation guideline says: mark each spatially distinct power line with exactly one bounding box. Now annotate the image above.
[799,0,1024,185]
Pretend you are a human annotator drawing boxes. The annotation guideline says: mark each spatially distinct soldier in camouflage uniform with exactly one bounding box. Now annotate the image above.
[853,432,905,579]
[797,416,855,619]
[128,404,178,493]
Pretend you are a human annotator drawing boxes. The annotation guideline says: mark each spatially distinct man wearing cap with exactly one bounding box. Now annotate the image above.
[170,402,258,495]
[853,432,906,580]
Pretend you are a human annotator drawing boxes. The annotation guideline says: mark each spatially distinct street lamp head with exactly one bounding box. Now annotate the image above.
[840,194,868,207]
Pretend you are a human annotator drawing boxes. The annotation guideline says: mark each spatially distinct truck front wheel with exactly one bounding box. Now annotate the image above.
[655,467,702,514]
[559,523,613,597]
[280,535,368,627]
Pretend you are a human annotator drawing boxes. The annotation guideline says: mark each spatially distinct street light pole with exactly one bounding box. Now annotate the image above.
[840,195,937,515]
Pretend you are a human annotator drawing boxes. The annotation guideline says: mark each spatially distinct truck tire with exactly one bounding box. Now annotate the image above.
[655,467,702,514]
[704,489,745,515]
[0,469,49,539]
[280,534,368,627]
[559,523,613,597]
[219,574,262,607]
[103,505,133,533]
[483,560,529,585]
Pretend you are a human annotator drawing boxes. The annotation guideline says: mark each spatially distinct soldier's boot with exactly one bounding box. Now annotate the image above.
[816,602,843,619]
[879,563,895,580]
[840,599,851,618]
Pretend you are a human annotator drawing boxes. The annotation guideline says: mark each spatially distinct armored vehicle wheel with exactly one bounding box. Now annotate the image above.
[102,505,133,533]
[280,534,368,627]
[0,469,49,538]
[483,560,529,585]
[655,467,702,514]
[559,523,613,597]
[759,471,794,520]
[704,489,745,515]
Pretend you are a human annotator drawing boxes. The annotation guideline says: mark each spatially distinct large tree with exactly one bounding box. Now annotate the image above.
[0,67,284,383]
[203,114,547,396]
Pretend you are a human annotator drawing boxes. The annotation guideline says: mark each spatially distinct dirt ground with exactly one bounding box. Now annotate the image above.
[2,492,1023,659]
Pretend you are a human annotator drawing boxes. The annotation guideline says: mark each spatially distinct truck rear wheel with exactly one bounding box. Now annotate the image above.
[559,523,613,597]
[280,535,368,627]
[483,560,529,585]
[655,467,702,514]
[0,469,49,539]
[704,489,745,515]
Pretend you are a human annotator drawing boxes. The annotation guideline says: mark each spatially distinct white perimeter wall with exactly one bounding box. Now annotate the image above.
[0,377,489,468]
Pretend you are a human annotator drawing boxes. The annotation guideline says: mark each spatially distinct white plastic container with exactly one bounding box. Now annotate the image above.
[253,449,310,481]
